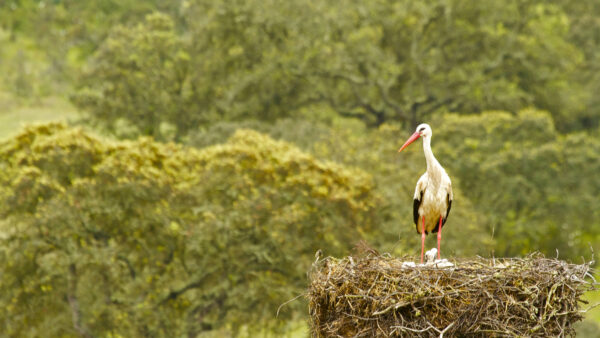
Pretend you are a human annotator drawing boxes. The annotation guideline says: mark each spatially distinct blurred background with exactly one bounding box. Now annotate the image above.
[0,0,598,336]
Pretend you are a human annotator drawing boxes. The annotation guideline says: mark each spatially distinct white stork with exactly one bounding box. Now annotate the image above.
[398,123,453,264]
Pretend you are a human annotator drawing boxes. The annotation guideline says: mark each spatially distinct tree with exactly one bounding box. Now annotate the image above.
[557,0,600,130]
[187,112,600,260]
[72,1,587,138]
[433,110,600,258]
[187,117,494,258]
[0,123,377,336]
[186,0,584,128]
[295,0,582,128]
[72,13,191,140]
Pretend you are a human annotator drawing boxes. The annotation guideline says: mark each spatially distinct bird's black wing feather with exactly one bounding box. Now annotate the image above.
[443,196,452,226]
[413,190,423,233]
[431,194,452,234]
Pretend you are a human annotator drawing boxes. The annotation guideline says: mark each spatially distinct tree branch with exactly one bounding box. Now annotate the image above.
[158,275,209,306]
[374,80,409,120]
[421,97,453,117]
[67,264,93,338]
[297,69,413,126]
[116,255,137,279]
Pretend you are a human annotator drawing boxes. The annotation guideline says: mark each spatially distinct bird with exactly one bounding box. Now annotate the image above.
[398,123,453,264]
[425,248,438,264]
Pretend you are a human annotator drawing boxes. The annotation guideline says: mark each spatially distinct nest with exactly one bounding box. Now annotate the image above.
[308,252,597,337]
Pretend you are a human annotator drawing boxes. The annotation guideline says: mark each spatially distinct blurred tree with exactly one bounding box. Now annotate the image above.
[0,0,185,98]
[0,123,377,336]
[181,0,584,128]
[557,0,600,130]
[0,0,39,40]
[72,13,191,140]
[12,49,33,98]
[73,0,586,138]
[187,111,600,260]
[433,110,600,258]
[188,117,494,258]
[294,0,582,128]
[0,0,184,59]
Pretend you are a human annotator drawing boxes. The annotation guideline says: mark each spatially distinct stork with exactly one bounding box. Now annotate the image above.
[398,123,453,264]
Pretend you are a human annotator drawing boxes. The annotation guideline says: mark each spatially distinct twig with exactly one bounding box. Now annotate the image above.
[309,253,594,337]
[276,294,304,318]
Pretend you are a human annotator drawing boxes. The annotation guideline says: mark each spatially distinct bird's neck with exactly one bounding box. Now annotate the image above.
[423,137,443,182]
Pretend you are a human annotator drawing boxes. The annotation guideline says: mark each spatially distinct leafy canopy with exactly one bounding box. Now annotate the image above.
[72,0,588,139]
[433,110,600,258]
[0,123,377,336]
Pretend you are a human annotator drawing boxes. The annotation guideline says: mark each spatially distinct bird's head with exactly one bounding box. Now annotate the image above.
[398,123,431,152]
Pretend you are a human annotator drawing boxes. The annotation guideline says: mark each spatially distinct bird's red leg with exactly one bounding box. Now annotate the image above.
[421,216,426,264]
[437,216,442,260]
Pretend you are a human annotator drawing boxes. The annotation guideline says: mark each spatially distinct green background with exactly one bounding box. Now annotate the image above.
[0,0,598,336]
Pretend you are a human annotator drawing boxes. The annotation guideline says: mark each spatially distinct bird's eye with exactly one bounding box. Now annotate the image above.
[419,127,425,132]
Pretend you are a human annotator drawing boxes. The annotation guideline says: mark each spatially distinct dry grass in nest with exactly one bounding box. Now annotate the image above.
[308,251,597,337]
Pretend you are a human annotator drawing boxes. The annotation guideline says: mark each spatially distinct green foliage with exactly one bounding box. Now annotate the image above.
[188,118,493,258]
[556,0,600,130]
[0,123,377,336]
[0,0,183,104]
[0,0,182,58]
[188,112,600,260]
[3,1,600,133]
[72,13,191,140]
[0,32,57,102]
[433,110,600,258]
[68,0,590,138]
[283,0,582,128]
[3,0,600,334]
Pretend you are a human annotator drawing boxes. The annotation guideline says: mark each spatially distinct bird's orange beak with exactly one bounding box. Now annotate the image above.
[398,131,421,152]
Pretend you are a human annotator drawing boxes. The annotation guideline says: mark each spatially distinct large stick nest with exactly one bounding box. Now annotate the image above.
[308,252,597,337]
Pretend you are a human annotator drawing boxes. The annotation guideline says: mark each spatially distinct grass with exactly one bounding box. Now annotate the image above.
[0,93,78,140]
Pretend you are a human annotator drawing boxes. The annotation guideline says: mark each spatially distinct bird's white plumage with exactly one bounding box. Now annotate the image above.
[411,123,453,234]
[414,171,452,233]
[425,248,437,263]
[398,123,453,263]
